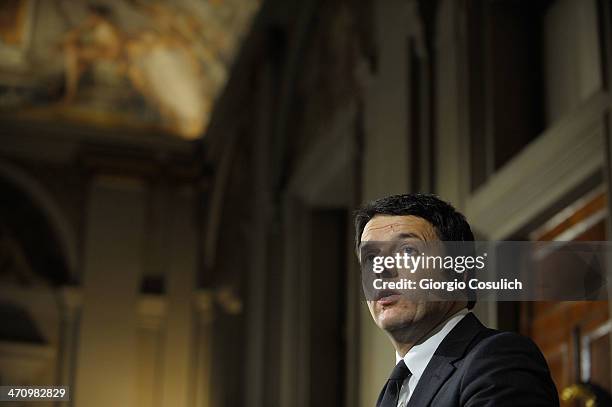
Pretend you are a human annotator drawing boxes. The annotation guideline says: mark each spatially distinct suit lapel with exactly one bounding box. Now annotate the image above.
[406,313,486,407]
[406,354,456,407]
[376,381,388,407]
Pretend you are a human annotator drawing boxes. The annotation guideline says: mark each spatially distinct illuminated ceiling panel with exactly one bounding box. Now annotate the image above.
[0,0,261,139]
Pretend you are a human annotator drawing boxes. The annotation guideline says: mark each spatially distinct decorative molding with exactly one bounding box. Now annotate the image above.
[466,91,610,239]
[528,185,606,240]
[0,341,55,384]
[0,341,55,359]
[138,295,166,316]
[0,116,194,156]
[138,294,167,331]
[580,320,612,382]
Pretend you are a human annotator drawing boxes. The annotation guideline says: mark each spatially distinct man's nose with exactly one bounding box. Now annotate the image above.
[379,265,398,278]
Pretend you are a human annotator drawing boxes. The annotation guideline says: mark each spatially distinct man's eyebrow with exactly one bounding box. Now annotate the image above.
[359,232,423,248]
[393,232,423,240]
[359,241,378,251]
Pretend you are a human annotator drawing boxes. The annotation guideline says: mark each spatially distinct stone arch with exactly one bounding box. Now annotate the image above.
[0,160,77,284]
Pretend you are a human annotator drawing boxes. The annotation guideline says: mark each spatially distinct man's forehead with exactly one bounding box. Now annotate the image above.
[361,215,436,240]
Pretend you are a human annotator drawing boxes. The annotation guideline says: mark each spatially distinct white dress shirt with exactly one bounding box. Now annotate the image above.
[394,308,469,407]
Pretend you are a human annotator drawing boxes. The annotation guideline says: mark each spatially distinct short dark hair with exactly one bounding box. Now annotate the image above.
[354,193,476,309]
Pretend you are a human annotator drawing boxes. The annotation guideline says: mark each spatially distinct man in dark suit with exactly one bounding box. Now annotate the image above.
[354,193,559,406]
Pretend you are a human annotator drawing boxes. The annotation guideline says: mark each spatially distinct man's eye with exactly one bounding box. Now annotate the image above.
[364,254,376,263]
[401,246,416,255]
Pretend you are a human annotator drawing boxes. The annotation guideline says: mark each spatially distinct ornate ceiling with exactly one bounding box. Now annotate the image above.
[0,0,261,139]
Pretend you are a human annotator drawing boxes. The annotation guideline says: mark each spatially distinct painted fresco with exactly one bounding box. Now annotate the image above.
[0,0,260,139]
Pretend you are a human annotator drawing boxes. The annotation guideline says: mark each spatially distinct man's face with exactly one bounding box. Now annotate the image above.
[361,215,454,337]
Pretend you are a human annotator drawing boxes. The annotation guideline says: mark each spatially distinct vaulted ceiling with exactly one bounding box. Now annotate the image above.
[0,0,261,139]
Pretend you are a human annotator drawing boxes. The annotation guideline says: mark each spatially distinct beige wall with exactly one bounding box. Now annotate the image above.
[74,177,145,406]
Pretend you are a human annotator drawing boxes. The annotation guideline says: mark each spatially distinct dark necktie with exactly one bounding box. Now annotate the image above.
[376,360,411,407]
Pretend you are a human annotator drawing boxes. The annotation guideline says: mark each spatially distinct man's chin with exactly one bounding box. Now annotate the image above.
[375,307,412,331]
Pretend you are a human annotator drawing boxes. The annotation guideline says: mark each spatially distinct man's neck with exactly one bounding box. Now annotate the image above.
[392,303,467,357]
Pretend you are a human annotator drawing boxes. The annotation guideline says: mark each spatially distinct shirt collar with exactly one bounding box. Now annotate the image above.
[395,308,469,381]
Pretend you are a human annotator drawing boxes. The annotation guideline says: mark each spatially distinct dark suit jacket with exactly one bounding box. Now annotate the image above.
[390,312,560,406]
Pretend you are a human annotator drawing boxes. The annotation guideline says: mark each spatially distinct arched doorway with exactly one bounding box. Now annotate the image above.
[0,173,72,387]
